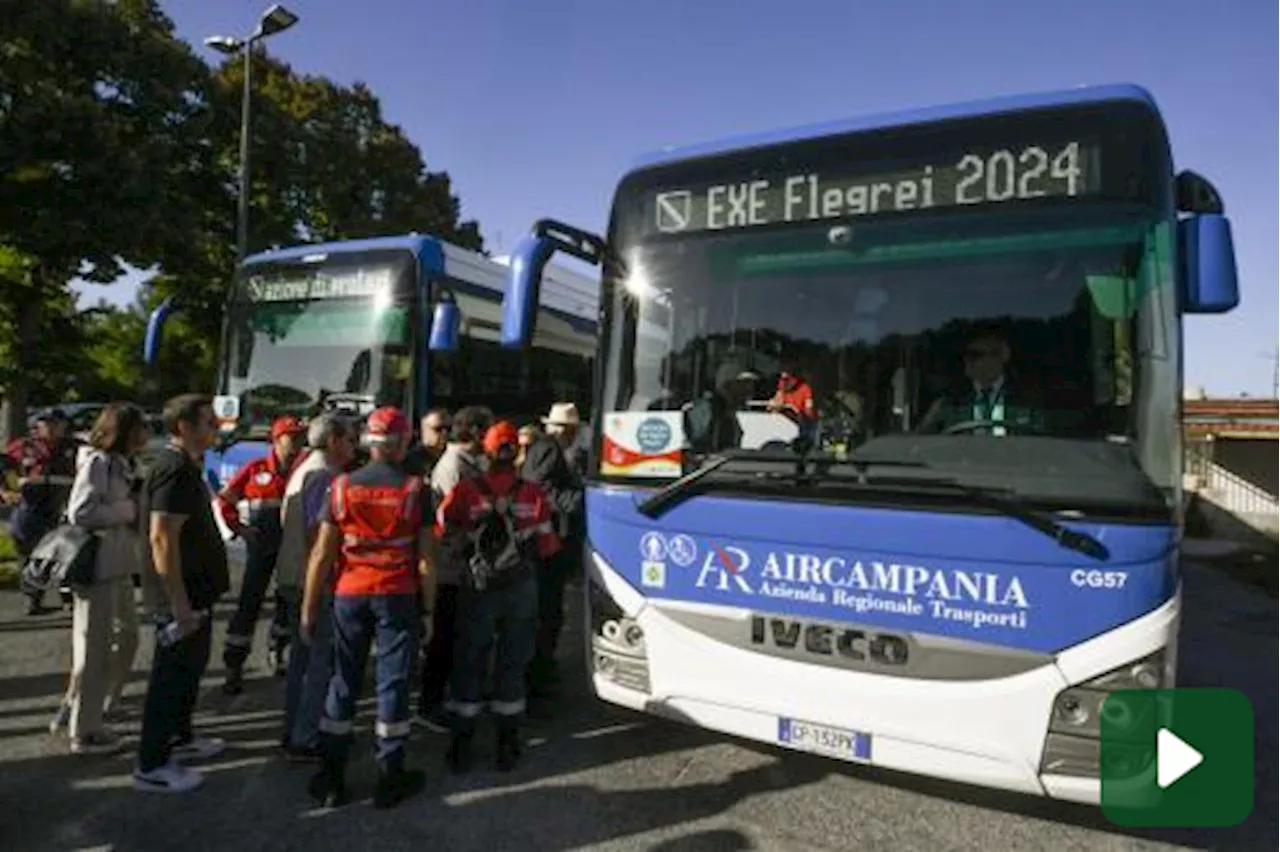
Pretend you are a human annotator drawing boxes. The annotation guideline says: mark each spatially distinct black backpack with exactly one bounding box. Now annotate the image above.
[464,480,536,592]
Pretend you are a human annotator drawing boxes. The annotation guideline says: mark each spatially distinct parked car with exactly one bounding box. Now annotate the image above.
[27,402,107,442]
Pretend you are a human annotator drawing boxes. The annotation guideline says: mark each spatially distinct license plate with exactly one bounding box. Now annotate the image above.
[778,717,872,763]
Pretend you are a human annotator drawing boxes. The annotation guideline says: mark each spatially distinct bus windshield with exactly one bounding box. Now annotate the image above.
[599,208,1179,507]
[222,250,416,438]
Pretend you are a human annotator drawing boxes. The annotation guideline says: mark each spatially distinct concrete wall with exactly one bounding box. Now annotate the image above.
[1213,438,1277,497]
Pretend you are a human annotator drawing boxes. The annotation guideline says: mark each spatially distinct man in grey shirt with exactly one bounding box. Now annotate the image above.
[277,414,357,760]
[415,405,491,732]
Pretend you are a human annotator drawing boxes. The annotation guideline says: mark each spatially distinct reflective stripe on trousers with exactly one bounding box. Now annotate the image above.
[223,530,281,666]
[319,593,421,766]
[451,698,527,718]
[450,572,538,722]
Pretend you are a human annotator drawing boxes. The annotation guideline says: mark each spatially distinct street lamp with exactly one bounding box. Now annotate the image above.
[204,5,300,263]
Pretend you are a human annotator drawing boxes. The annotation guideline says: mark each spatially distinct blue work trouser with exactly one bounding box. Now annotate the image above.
[319,593,420,766]
[224,524,286,668]
[281,587,334,750]
[450,572,538,725]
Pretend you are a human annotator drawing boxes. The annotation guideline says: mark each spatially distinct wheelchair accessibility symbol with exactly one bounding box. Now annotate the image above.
[666,534,697,567]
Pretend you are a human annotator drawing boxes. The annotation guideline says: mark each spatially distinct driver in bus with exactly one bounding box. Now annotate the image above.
[917,326,1044,436]
[766,363,818,446]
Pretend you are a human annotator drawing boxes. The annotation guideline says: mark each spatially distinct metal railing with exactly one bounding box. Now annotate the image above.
[1186,439,1279,519]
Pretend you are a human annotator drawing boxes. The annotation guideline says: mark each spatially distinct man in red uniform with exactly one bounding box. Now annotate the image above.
[216,416,307,693]
[300,407,434,809]
[766,363,819,447]
[436,420,560,773]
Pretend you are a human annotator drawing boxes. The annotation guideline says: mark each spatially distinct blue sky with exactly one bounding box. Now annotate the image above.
[78,0,1277,396]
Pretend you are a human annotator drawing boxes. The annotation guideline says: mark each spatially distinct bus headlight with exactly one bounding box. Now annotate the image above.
[1038,648,1167,779]
[587,566,651,693]
[1054,694,1091,728]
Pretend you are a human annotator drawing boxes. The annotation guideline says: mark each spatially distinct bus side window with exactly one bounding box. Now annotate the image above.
[466,336,530,415]
[431,346,458,410]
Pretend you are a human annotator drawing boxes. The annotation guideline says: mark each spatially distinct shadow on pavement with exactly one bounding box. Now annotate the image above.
[1,588,778,852]
[0,613,75,634]
[650,829,759,852]
[0,691,792,852]
[0,560,1273,852]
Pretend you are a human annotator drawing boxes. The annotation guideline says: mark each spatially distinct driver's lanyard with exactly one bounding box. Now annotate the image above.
[973,387,1006,436]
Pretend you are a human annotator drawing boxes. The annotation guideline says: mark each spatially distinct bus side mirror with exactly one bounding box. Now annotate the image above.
[501,233,556,349]
[1178,214,1239,314]
[143,296,176,366]
[428,299,460,351]
[500,218,605,349]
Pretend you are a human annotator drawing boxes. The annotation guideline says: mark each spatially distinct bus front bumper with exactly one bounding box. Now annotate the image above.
[586,550,1180,804]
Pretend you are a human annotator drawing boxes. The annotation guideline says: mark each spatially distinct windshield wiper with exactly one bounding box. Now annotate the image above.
[635,450,923,520]
[319,392,375,414]
[637,451,1108,560]
[799,464,1110,561]
[636,450,807,519]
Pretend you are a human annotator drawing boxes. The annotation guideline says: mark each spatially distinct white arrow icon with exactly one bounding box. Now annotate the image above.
[1156,728,1204,788]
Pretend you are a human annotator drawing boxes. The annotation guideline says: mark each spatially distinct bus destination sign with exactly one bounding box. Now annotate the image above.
[243,266,395,302]
[647,141,1099,236]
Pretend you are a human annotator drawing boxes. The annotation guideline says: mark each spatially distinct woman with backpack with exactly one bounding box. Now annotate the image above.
[57,403,148,754]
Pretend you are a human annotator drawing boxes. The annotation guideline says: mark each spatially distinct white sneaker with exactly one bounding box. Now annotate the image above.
[172,735,226,762]
[133,761,203,793]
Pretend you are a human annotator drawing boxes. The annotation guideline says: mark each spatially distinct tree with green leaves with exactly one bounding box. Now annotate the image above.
[2,3,485,431]
[0,0,215,438]
[146,52,482,387]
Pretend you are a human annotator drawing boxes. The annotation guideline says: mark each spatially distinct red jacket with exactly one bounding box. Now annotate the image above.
[435,469,561,561]
[215,450,308,533]
[329,471,424,597]
[6,436,76,481]
[772,379,817,422]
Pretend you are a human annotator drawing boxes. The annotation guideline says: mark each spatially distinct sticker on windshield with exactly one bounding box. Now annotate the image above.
[213,395,240,431]
[602,411,684,478]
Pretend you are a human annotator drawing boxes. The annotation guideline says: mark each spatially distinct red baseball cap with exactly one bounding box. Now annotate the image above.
[270,415,305,440]
[482,421,520,457]
[365,406,410,444]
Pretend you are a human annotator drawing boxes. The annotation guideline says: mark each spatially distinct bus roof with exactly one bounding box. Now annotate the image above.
[242,233,599,330]
[444,243,598,325]
[633,83,1160,171]
[243,234,438,265]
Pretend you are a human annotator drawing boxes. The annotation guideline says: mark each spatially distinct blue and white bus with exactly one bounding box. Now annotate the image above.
[497,85,1240,803]
[144,234,598,498]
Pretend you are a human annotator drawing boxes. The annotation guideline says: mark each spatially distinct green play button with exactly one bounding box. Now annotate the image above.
[1101,688,1254,827]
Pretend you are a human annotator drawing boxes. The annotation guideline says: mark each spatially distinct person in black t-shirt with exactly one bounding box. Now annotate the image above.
[132,394,230,795]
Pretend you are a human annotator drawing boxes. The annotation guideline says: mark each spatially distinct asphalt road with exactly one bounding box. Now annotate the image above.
[0,554,1274,852]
